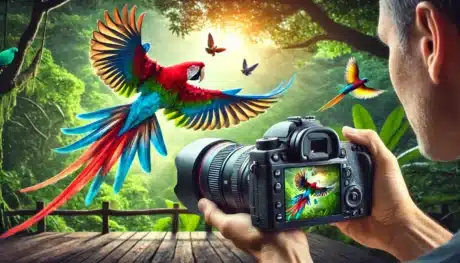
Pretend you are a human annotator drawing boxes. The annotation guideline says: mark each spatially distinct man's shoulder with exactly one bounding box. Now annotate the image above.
[409,231,460,263]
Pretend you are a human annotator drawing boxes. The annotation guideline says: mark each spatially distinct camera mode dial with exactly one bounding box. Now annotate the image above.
[256,137,280,151]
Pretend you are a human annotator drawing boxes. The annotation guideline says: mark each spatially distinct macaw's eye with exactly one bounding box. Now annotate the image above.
[187,65,205,82]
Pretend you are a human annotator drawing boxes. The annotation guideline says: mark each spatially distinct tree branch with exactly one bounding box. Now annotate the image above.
[24,113,48,140]
[283,34,332,49]
[53,103,65,120]
[14,48,43,88]
[17,96,50,122]
[0,0,70,94]
[281,0,389,58]
[7,119,25,129]
[3,0,8,49]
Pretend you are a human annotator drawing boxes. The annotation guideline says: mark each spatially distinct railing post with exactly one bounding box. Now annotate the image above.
[172,203,179,234]
[36,201,46,233]
[205,223,212,233]
[102,201,110,234]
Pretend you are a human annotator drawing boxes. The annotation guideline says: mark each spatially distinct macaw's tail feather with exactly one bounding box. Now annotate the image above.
[318,93,345,112]
[2,105,166,239]
[286,194,310,220]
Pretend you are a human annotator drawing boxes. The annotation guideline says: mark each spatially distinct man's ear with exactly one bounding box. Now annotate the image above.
[414,2,446,85]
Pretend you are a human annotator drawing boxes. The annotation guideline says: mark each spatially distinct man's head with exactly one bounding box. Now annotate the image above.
[378,0,460,161]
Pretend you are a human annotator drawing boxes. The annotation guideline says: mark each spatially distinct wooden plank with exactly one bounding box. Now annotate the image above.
[100,232,148,263]
[1,232,73,261]
[214,232,256,263]
[45,232,121,263]
[151,232,177,263]
[207,233,243,263]
[15,232,98,263]
[191,232,222,263]
[122,232,166,263]
[81,232,136,263]
[0,232,54,245]
[0,232,64,254]
[172,232,193,263]
[62,232,124,263]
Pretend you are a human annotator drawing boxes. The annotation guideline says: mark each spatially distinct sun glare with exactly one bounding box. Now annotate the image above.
[223,32,244,50]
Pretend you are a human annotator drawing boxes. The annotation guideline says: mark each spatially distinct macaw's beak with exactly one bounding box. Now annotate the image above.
[199,67,205,83]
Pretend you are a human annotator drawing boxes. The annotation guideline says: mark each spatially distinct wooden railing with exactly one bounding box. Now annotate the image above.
[3,201,212,234]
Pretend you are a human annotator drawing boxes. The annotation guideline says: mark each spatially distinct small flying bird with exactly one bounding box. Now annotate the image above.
[318,57,386,112]
[0,47,18,70]
[205,33,226,56]
[241,59,258,76]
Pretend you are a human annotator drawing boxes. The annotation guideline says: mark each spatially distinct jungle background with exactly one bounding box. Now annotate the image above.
[0,0,459,253]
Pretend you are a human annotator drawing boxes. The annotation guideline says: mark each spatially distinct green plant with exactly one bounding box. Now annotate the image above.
[333,104,425,166]
[165,199,201,231]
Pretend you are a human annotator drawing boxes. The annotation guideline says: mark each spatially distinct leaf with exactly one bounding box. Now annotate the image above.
[379,106,406,147]
[352,104,377,131]
[397,146,424,166]
[164,199,201,231]
[387,120,410,151]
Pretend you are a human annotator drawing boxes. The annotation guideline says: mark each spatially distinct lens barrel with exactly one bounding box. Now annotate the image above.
[175,139,252,214]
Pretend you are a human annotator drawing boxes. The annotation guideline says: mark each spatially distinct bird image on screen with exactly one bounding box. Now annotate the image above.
[285,166,340,221]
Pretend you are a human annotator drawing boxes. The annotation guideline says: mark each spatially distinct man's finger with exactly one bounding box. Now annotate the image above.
[198,198,228,231]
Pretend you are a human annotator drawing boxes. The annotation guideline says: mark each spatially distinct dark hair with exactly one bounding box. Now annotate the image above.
[384,0,460,42]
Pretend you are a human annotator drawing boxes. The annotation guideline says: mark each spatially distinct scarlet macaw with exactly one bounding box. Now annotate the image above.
[318,57,385,112]
[0,5,295,238]
[286,169,336,220]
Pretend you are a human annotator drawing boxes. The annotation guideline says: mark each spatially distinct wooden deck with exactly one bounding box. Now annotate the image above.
[0,232,393,263]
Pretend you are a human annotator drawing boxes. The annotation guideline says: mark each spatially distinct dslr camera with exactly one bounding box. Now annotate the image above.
[175,116,374,231]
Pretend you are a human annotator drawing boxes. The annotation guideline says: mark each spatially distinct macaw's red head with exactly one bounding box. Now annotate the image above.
[158,61,206,88]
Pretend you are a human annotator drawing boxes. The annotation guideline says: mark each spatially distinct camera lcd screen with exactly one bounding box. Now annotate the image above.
[284,165,341,222]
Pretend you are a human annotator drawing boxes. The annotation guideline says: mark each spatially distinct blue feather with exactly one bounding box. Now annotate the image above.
[61,117,114,135]
[222,88,242,96]
[119,92,160,136]
[113,136,139,193]
[85,171,104,206]
[142,43,151,53]
[77,104,129,120]
[54,121,118,154]
[151,115,167,156]
[234,73,296,100]
[137,131,151,173]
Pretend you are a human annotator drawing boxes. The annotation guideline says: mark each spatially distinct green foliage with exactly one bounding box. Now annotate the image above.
[352,104,377,131]
[165,199,201,231]
[397,146,424,166]
[153,217,172,231]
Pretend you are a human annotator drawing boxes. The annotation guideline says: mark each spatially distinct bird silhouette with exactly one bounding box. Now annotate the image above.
[205,33,226,56]
[318,57,385,112]
[241,59,258,76]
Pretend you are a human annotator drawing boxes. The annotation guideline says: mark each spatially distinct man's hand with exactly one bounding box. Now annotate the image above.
[198,199,313,263]
[335,126,452,261]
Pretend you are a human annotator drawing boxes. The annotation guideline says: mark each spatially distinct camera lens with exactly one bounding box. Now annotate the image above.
[175,138,253,214]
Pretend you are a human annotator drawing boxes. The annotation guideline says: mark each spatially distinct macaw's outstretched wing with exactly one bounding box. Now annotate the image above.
[311,183,337,197]
[345,57,360,84]
[164,74,296,131]
[350,85,386,99]
[90,4,159,98]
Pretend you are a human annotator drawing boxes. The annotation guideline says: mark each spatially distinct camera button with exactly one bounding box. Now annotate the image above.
[276,214,283,222]
[274,183,282,193]
[359,208,364,215]
[352,210,359,216]
[275,201,282,208]
[274,169,281,177]
[271,154,280,162]
[250,162,257,174]
[281,153,288,161]
[340,148,346,158]
[344,179,350,186]
[344,167,352,178]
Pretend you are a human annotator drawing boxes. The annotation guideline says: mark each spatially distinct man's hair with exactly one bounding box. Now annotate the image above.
[384,0,460,42]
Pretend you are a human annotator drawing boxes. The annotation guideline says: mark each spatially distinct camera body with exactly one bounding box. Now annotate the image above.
[248,116,373,231]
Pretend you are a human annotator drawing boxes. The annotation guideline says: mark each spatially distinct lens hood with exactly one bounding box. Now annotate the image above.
[174,138,231,214]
